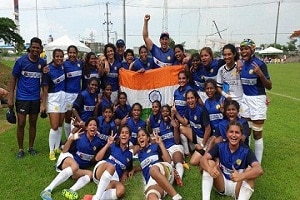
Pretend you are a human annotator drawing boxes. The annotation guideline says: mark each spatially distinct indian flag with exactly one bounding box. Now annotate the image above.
[119,65,184,119]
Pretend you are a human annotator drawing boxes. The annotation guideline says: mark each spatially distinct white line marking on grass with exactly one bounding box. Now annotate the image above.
[267,91,300,101]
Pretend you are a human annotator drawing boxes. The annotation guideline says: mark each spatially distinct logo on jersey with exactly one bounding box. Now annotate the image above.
[77,63,81,67]
[236,159,242,166]
[93,146,97,151]
[216,104,220,110]
[210,68,214,73]
[149,90,162,103]
[194,115,197,121]
[249,69,253,74]
[147,149,152,153]
[201,76,204,80]
[147,62,150,67]
[38,64,41,69]
[167,56,171,61]
[127,158,130,163]
[114,66,117,71]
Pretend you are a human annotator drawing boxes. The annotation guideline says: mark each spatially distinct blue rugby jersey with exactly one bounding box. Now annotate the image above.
[148,113,162,134]
[150,44,174,68]
[42,64,65,93]
[126,117,146,145]
[115,104,131,120]
[64,59,83,93]
[184,104,210,138]
[102,60,122,92]
[12,54,46,100]
[158,120,176,149]
[138,143,161,184]
[240,56,270,96]
[97,116,117,146]
[202,59,225,81]
[173,85,194,116]
[132,57,155,71]
[208,142,257,180]
[105,143,133,178]
[204,96,224,133]
[73,89,97,122]
[73,133,103,169]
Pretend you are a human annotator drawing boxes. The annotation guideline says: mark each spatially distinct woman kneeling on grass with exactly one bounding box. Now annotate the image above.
[128,128,182,200]
[40,117,104,200]
[83,125,133,200]
[200,121,263,200]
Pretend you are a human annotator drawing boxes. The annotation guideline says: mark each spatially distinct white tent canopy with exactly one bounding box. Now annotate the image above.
[44,35,91,62]
[259,47,283,55]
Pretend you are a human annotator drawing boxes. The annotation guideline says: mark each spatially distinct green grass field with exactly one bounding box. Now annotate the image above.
[0,61,299,199]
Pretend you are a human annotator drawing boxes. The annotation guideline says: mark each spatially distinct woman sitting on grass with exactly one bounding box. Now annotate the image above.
[129,128,182,200]
[40,117,104,200]
[83,125,133,200]
[200,121,263,200]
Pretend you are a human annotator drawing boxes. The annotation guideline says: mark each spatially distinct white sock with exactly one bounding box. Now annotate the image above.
[49,129,57,152]
[238,182,254,200]
[202,170,213,200]
[175,163,184,179]
[45,166,73,191]
[172,193,182,200]
[101,188,117,200]
[54,127,63,150]
[254,138,263,163]
[93,170,112,199]
[70,175,90,191]
[180,134,189,155]
[64,123,71,139]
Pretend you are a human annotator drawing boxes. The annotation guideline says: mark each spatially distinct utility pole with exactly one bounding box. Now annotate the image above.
[123,0,126,43]
[103,2,113,43]
[35,0,39,37]
[274,1,281,47]
[13,0,20,34]
[162,0,168,32]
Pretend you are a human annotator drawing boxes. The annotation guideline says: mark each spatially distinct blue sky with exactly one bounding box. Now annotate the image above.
[1,0,299,51]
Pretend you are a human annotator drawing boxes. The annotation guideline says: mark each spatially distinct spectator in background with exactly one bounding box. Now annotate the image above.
[8,37,46,159]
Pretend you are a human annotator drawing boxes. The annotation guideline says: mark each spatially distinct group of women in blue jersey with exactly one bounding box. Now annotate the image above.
[40,34,270,200]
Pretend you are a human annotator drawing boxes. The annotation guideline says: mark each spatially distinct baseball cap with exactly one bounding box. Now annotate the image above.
[6,109,16,124]
[160,32,169,39]
[116,39,125,47]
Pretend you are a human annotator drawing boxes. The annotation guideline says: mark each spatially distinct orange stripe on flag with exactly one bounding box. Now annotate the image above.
[119,65,184,90]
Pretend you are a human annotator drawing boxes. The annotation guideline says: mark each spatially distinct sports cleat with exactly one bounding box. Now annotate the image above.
[173,168,183,187]
[183,162,190,170]
[62,189,78,200]
[17,149,25,159]
[49,151,56,161]
[82,194,93,200]
[40,189,52,200]
[55,148,62,154]
[28,147,37,155]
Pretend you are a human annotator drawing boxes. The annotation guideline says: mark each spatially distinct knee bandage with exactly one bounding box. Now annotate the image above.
[252,123,263,132]
[146,189,161,199]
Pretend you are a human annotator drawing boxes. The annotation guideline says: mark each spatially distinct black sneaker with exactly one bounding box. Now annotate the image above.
[17,150,25,159]
[28,147,37,155]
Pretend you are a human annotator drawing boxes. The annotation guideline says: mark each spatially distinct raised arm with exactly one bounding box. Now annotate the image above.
[143,14,154,51]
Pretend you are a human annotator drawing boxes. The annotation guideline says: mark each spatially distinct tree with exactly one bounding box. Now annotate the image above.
[0,17,25,52]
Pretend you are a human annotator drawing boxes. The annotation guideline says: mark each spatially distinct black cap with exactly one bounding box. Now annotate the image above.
[160,32,169,39]
[6,109,16,124]
[116,39,125,47]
